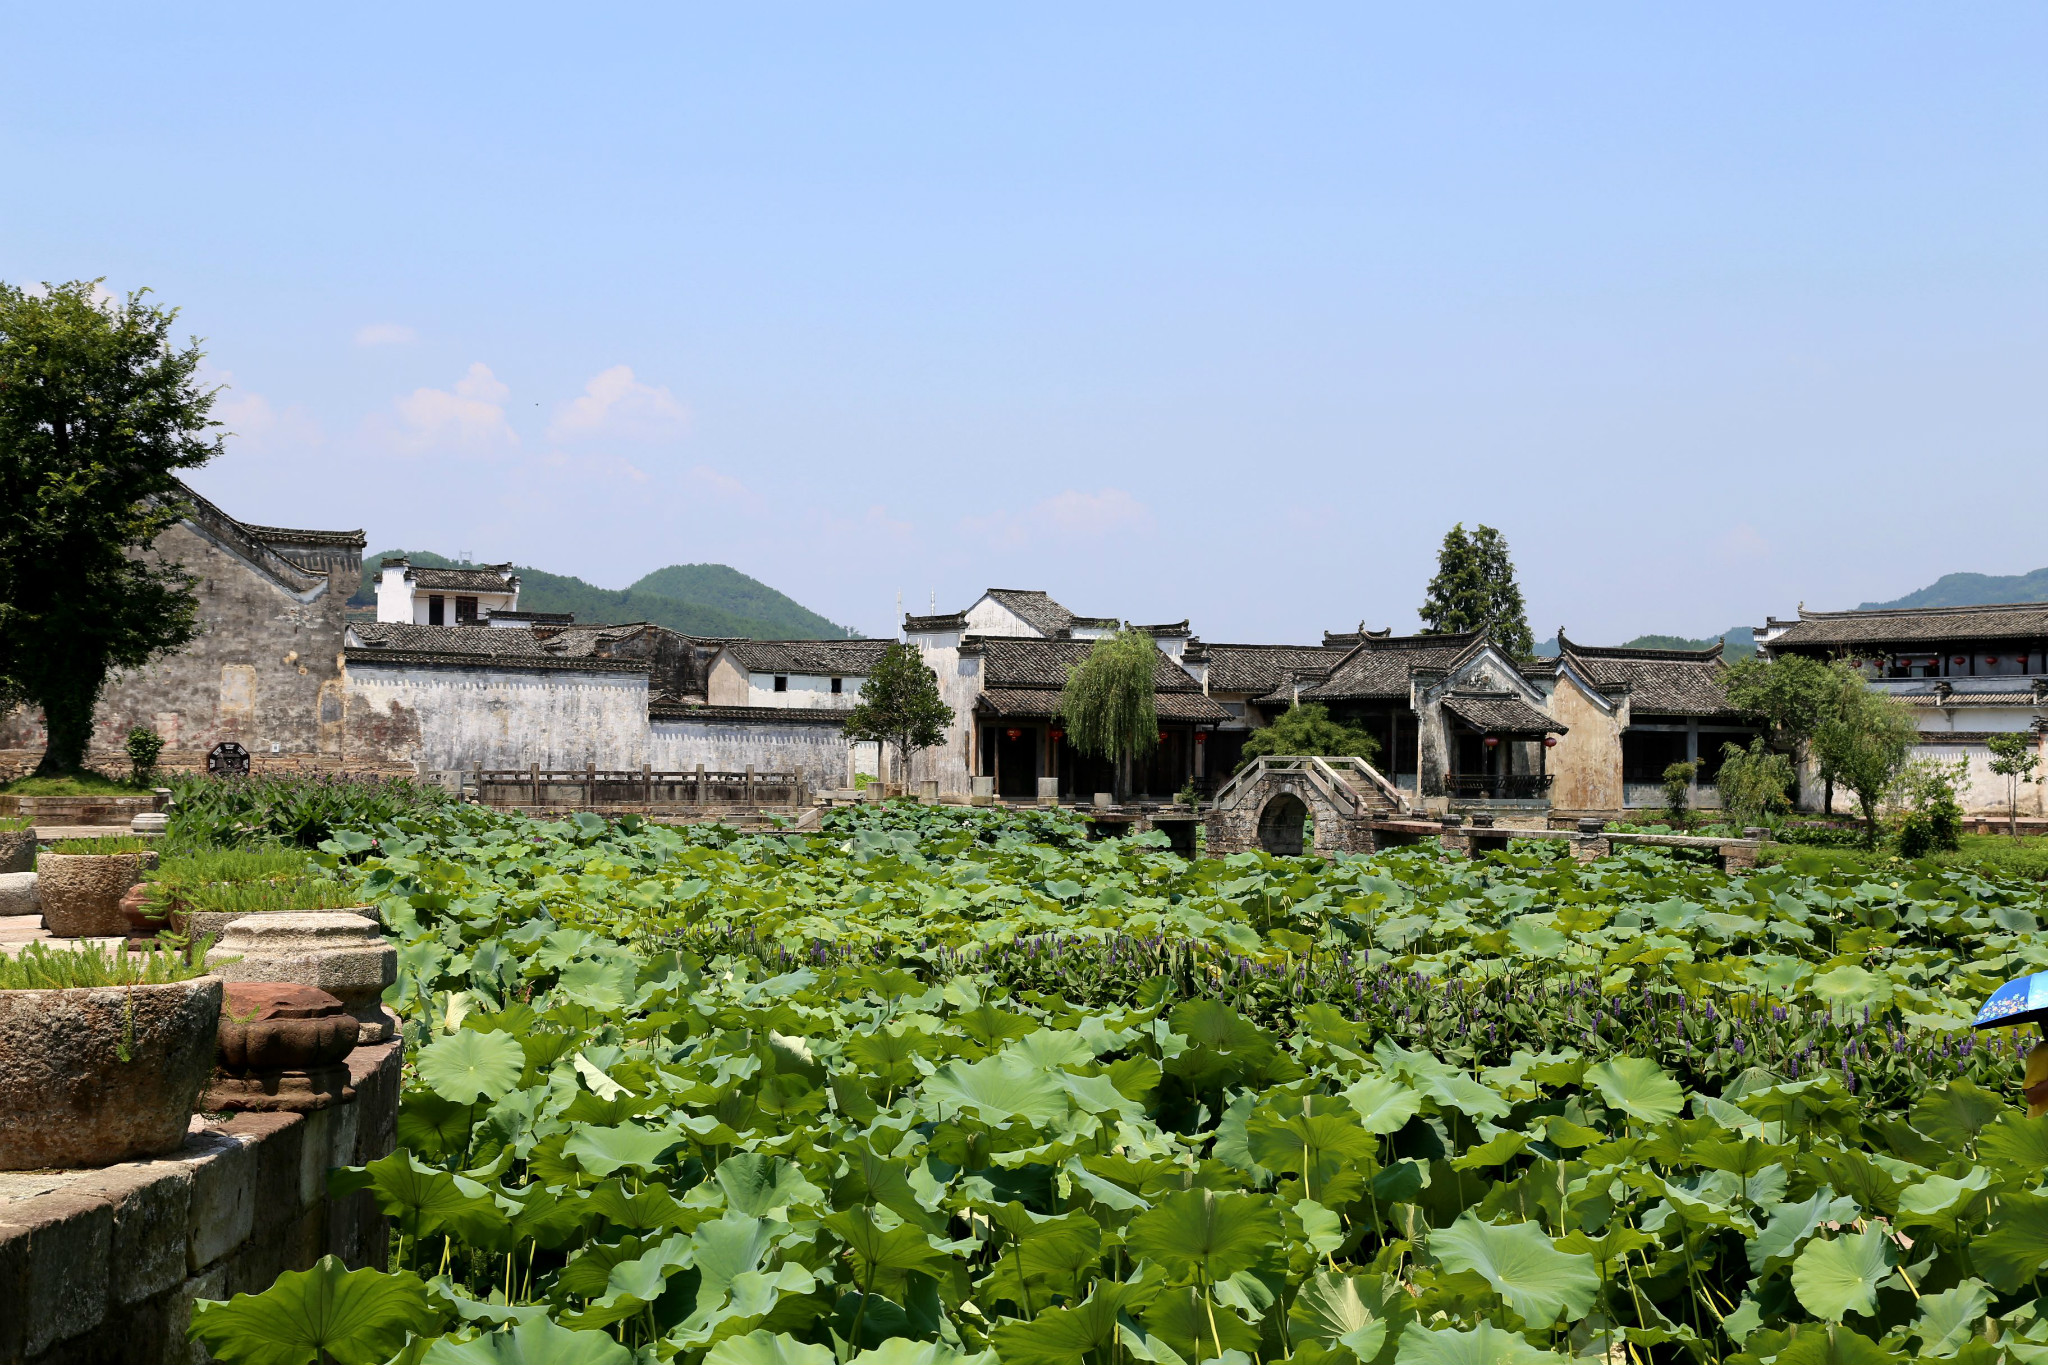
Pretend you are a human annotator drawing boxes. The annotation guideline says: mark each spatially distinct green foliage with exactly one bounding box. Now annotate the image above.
[1238,703,1381,770]
[1813,679,1921,843]
[188,1254,440,1365]
[1419,524,1532,658]
[0,769,150,794]
[0,935,213,987]
[1717,738,1796,827]
[1723,655,1850,771]
[0,280,220,771]
[125,725,164,786]
[1660,760,1697,826]
[166,771,449,847]
[1060,629,1158,798]
[50,833,150,854]
[192,802,2048,1363]
[1987,733,2044,840]
[842,643,956,777]
[1894,757,1966,859]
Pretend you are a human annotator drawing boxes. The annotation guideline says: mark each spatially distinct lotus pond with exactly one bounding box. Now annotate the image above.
[191,802,2048,1365]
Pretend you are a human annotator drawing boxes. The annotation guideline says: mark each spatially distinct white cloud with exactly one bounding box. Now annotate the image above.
[961,487,1153,550]
[686,464,751,500]
[204,367,323,453]
[547,365,687,443]
[379,362,518,454]
[354,323,417,347]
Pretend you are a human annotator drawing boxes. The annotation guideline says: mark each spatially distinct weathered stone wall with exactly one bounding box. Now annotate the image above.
[1544,674,1624,814]
[649,714,855,782]
[1205,774,1375,856]
[0,1034,400,1365]
[0,519,353,778]
[344,662,652,772]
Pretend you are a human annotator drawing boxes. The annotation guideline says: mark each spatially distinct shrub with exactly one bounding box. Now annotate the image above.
[1236,702,1382,770]
[1660,760,1697,826]
[167,772,451,847]
[125,726,165,787]
[1715,737,1794,826]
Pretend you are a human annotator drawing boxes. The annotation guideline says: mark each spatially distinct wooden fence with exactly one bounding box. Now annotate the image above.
[474,764,807,809]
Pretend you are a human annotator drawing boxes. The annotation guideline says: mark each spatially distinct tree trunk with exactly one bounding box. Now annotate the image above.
[35,684,98,775]
[1823,775,1834,816]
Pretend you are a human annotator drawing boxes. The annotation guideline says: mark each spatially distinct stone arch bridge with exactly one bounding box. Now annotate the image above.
[1204,755,1413,857]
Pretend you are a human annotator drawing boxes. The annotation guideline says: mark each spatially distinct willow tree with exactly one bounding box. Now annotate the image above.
[1062,628,1157,801]
[0,282,219,774]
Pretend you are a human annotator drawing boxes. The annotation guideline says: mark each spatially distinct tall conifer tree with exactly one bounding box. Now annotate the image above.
[1418,523,1533,658]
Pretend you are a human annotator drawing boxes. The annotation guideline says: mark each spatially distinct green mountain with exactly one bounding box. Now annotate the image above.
[1860,569,2048,611]
[353,552,857,640]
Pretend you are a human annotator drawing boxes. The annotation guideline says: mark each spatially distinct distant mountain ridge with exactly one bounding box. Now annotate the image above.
[353,552,857,640]
[1530,628,1755,661]
[1859,569,2048,611]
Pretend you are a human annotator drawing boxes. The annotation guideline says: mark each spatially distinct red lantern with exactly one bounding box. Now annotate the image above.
[1048,728,1064,743]
[1543,735,1558,748]
[1194,732,1206,745]
[1954,656,1966,666]
[1005,728,1023,741]
[1483,736,1499,748]
[1158,731,1168,744]
[1988,657,2000,666]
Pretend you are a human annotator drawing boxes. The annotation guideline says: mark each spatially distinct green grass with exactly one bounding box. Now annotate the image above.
[152,844,314,886]
[1759,831,2048,879]
[177,878,362,915]
[1,771,152,796]
[0,937,214,988]
[0,814,32,833]
[50,835,153,855]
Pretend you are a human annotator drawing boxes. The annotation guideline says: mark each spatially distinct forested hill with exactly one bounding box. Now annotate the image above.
[1860,568,2048,611]
[352,553,857,639]
[1530,628,1756,660]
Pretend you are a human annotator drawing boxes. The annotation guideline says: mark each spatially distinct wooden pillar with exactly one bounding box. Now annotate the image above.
[695,763,705,805]
[586,761,596,808]
[642,761,652,805]
[529,761,539,807]
[745,763,755,805]
[795,765,806,807]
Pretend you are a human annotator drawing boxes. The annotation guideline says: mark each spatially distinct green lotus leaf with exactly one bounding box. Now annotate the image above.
[188,1255,441,1365]
[1140,1284,1263,1363]
[422,1315,633,1363]
[850,1342,996,1365]
[1970,1190,2048,1291]
[1769,1323,1901,1365]
[824,1205,955,1279]
[989,1281,1142,1365]
[419,1028,527,1105]
[1289,1270,1396,1358]
[1809,965,1893,1015]
[1976,1112,2048,1179]
[1791,1229,1895,1321]
[1911,1082,2005,1148]
[1126,1188,1280,1284]
[1341,1076,1423,1135]
[1584,1058,1683,1126]
[1747,1190,1861,1274]
[562,1123,683,1177]
[1430,1215,1598,1327]
[717,1153,825,1217]
[924,1053,1072,1124]
[1910,1279,1990,1358]
[1392,1320,1557,1365]
[703,1330,835,1365]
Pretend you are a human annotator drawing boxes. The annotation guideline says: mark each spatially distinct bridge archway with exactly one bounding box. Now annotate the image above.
[1256,792,1309,856]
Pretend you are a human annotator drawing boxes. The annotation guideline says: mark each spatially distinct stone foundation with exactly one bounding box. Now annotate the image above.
[0,1029,400,1365]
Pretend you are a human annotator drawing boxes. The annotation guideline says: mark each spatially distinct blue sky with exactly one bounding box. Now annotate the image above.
[5,6,2043,641]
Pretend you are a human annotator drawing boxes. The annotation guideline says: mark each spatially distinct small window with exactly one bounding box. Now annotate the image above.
[427,595,445,625]
[773,675,788,692]
[830,677,842,694]
[456,595,479,623]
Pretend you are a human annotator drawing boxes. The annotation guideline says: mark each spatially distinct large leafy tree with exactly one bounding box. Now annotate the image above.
[0,281,219,774]
[1985,733,2042,840]
[1811,679,1921,844]
[1418,524,1532,658]
[1062,628,1157,801]
[1723,655,1865,812]
[1237,702,1381,771]
[841,642,955,784]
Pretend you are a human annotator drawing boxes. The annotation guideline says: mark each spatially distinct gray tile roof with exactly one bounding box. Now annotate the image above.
[722,640,891,675]
[971,637,1206,692]
[1764,603,2048,649]
[1557,633,1736,717]
[649,702,850,725]
[974,687,1231,722]
[1201,644,1347,695]
[241,524,367,548]
[344,623,645,672]
[985,589,1087,637]
[406,564,520,592]
[1292,632,1482,702]
[1443,692,1566,735]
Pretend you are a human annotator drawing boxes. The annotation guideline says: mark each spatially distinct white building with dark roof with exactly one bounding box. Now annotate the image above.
[375,558,520,625]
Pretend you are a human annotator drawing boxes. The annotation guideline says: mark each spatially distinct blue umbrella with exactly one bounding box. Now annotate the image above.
[1974,972,2048,1030]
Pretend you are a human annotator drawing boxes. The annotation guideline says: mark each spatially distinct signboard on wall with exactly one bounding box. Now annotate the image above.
[206,741,252,777]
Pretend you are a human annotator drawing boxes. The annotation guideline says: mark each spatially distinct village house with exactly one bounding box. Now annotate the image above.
[1757,602,2048,815]
[0,484,369,777]
[374,558,521,625]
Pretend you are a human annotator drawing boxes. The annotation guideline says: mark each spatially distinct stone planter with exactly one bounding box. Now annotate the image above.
[37,851,152,938]
[206,981,361,1112]
[0,827,33,874]
[0,975,222,1169]
[206,912,397,1043]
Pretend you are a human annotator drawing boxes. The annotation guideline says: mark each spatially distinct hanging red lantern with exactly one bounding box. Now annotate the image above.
[1989,657,2001,666]
[1158,731,1169,744]
[1954,657,1966,666]
[1543,735,1558,748]
[1048,728,1064,743]
[1483,736,1499,748]
[1194,732,1206,745]
[1005,728,1023,741]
